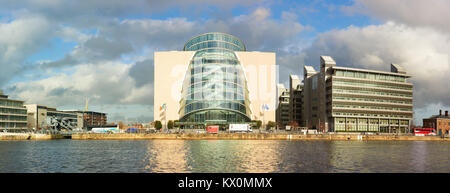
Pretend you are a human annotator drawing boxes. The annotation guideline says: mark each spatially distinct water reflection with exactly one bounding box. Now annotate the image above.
[146,140,188,173]
[0,140,450,173]
[330,141,368,172]
[409,141,427,172]
[239,141,280,173]
[183,140,282,173]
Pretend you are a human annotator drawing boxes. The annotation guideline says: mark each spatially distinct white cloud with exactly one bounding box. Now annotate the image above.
[9,61,152,106]
[342,0,450,33]
[0,15,54,85]
[3,6,307,122]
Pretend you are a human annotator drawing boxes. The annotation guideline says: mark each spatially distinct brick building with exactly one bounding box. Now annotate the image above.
[423,110,450,136]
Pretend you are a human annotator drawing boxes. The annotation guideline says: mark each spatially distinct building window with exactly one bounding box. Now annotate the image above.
[312,76,318,90]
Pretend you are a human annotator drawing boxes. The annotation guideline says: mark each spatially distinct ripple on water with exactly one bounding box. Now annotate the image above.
[0,140,450,173]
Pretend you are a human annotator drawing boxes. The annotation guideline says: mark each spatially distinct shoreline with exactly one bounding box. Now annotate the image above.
[0,133,65,140]
[1,133,449,141]
[71,133,450,141]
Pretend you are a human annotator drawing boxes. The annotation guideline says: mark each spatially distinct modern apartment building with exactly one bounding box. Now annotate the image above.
[423,110,450,136]
[289,75,303,126]
[276,84,290,127]
[303,56,413,133]
[154,32,276,128]
[0,90,28,131]
[62,110,107,129]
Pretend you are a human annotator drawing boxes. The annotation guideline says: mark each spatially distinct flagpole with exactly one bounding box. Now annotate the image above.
[262,106,265,132]
[164,104,167,132]
[262,104,268,132]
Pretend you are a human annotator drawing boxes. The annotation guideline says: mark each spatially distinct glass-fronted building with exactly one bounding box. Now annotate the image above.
[154,32,276,129]
[179,32,251,123]
[0,90,28,131]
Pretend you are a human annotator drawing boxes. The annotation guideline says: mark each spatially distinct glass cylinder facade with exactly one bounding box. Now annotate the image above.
[179,32,251,123]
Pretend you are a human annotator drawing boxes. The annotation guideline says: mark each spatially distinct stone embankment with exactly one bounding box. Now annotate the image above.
[71,133,450,141]
[2,132,447,141]
[0,133,64,140]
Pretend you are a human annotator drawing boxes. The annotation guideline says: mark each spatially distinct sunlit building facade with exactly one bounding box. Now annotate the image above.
[0,90,28,131]
[24,104,84,130]
[303,56,413,132]
[154,32,276,128]
[423,110,450,136]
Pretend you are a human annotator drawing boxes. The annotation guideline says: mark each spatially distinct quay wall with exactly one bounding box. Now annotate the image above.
[71,133,450,141]
[0,133,64,140]
[2,133,447,141]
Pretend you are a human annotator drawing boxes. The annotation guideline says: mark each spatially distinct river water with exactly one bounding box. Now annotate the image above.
[0,140,449,173]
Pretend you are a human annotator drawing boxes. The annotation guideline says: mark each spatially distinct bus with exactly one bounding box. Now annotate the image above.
[206,125,219,134]
[414,128,436,136]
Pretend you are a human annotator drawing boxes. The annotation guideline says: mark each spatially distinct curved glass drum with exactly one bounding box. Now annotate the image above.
[179,33,251,123]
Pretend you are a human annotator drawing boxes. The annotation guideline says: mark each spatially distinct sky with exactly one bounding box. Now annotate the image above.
[0,0,449,125]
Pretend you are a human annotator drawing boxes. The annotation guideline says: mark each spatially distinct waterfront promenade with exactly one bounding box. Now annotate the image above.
[2,132,449,141]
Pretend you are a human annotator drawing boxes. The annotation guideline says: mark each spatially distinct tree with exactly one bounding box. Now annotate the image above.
[168,120,174,129]
[155,120,162,130]
[267,121,276,129]
[289,120,299,128]
[256,120,262,129]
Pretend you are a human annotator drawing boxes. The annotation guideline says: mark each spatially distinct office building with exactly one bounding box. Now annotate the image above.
[276,84,290,127]
[289,75,303,126]
[0,90,27,131]
[303,56,413,132]
[25,104,83,130]
[63,110,107,129]
[154,32,276,128]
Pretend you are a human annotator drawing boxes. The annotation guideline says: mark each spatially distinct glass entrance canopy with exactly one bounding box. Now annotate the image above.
[179,32,251,123]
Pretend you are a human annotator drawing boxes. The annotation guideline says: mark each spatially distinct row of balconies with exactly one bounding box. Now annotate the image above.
[0,112,28,117]
[332,99,413,108]
[330,91,412,100]
[330,84,412,94]
[0,105,27,110]
[0,120,28,123]
[331,107,413,114]
[335,122,410,126]
[331,114,412,120]
[331,76,413,87]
